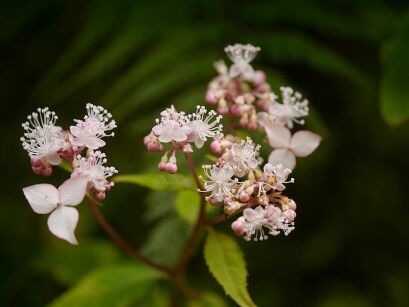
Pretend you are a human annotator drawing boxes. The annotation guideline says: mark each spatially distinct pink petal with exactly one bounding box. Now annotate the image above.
[45,152,61,165]
[290,131,321,157]
[59,176,88,206]
[265,124,291,149]
[268,149,296,170]
[23,184,59,214]
[47,206,79,244]
[69,126,80,137]
[84,136,106,150]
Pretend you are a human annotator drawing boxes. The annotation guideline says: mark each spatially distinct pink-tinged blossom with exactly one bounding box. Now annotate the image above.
[21,108,64,166]
[152,105,191,143]
[22,176,88,244]
[186,106,223,148]
[200,164,238,202]
[263,163,294,191]
[234,205,295,241]
[222,138,260,177]
[259,87,309,129]
[70,103,116,150]
[72,151,118,192]
[224,44,260,79]
[265,124,321,169]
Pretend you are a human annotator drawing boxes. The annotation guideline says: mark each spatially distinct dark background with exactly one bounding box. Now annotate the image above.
[1,0,409,306]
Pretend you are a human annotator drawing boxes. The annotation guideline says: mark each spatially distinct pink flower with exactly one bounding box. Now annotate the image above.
[152,106,191,143]
[22,176,88,244]
[265,124,321,169]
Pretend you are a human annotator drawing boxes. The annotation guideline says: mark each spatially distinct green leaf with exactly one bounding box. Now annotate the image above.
[187,291,229,307]
[33,240,122,286]
[113,173,195,191]
[175,190,201,224]
[204,229,256,307]
[380,14,409,125]
[49,263,164,307]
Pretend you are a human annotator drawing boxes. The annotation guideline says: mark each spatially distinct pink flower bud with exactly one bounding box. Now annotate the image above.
[210,140,222,154]
[283,209,296,222]
[147,142,162,152]
[206,90,218,104]
[31,165,43,175]
[31,157,43,167]
[42,166,53,176]
[209,197,219,206]
[287,199,297,210]
[239,114,249,126]
[158,162,167,171]
[218,106,229,115]
[231,219,245,236]
[96,191,106,201]
[230,104,243,116]
[253,71,266,85]
[248,122,257,131]
[166,162,177,174]
[239,191,250,202]
[143,135,151,146]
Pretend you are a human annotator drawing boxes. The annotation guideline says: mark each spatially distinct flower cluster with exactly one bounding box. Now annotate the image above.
[206,44,321,169]
[21,104,117,244]
[201,135,297,240]
[144,105,223,173]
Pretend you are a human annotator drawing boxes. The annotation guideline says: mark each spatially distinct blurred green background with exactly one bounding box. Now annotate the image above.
[1,0,409,306]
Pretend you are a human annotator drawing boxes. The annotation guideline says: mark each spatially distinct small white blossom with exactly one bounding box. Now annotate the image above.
[70,103,116,150]
[21,107,64,165]
[263,163,294,191]
[72,151,118,191]
[152,105,191,143]
[224,44,260,79]
[200,164,238,202]
[187,106,223,148]
[238,205,295,241]
[22,176,88,244]
[223,138,260,177]
[268,87,309,129]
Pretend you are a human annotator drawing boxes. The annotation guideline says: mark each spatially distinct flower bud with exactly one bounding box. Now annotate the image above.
[231,218,245,236]
[31,157,43,167]
[230,104,243,116]
[287,199,297,210]
[158,162,167,171]
[283,209,296,222]
[42,166,53,176]
[239,191,250,202]
[210,140,222,154]
[253,71,266,85]
[209,197,219,206]
[96,191,106,201]
[166,162,177,174]
[206,90,218,104]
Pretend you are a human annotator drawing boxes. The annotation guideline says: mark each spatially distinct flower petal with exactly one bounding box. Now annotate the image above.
[290,131,321,157]
[47,206,79,244]
[69,126,80,137]
[45,152,61,165]
[84,136,106,149]
[268,149,296,170]
[265,124,291,149]
[59,176,88,206]
[22,184,59,214]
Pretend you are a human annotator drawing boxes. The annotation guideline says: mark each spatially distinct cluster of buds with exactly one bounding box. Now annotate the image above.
[206,44,321,169]
[200,135,297,240]
[21,104,118,244]
[144,105,223,173]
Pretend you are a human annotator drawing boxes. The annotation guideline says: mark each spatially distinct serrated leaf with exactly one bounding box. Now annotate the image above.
[204,229,256,307]
[33,240,122,286]
[174,190,201,224]
[49,263,164,307]
[380,14,409,125]
[113,173,195,191]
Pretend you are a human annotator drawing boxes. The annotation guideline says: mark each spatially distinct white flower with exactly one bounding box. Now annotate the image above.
[22,176,88,244]
[20,107,64,165]
[152,105,191,143]
[201,164,238,201]
[268,87,309,129]
[187,106,223,148]
[224,44,260,79]
[239,205,295,241]
[72,151,118,191]
[265,124,321,169]
[70,103,116,150]
[263,163,294,191]
[224,138,260,177]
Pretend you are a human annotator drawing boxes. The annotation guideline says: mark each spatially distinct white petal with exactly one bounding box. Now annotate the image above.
[265,124,291,149]
[45,152,61,165]
[59,176,88,206]
[22,184,58,214]
[47,206,79,244]
[69,126,80,137]
[290,131,322,157]
[229,64,241,78]
[268,149,296,170]
[84,136,106,149]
